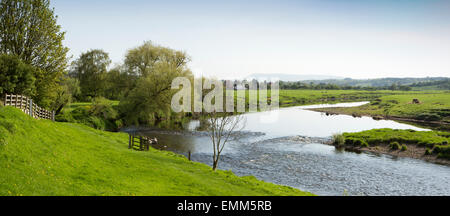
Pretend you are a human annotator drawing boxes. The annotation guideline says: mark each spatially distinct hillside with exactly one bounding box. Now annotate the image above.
[246,73,344,81]
[0,106,312,196]
[295,77,449,88]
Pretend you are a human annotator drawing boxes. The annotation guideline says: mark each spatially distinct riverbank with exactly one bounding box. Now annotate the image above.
[0,106,313,196]
[337,143,450,166]
[310,108,450,130]
[330,128,450,166]
[306,92,450,131]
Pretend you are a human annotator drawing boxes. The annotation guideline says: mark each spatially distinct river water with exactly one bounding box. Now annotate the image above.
[131,102,450,196]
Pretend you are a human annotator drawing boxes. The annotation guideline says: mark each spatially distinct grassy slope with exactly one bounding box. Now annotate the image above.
[0,107,312,196]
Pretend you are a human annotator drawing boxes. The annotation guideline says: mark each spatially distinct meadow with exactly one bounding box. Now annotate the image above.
[309,91,450,125]
[0,106,313,196]
[228,89,415,110]
[278,89,415,107]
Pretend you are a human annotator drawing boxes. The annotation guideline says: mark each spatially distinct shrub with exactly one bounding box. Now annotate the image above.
[87,116,106,130]
[0,54,36,96]
[360,141,369,148]
[432,146,442,155]
[90,97,117,120]
[56,100,120,131]
[389,142,400,150]
[55,110,76,122]
[401,144,407,151]
[416,113,442,121]
[345,138,354,146]
[437,146,450,159]
[332,133,345,147]
[425,148,432,155]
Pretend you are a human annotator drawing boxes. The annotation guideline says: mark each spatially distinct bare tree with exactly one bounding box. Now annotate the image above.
[206,111,246,171]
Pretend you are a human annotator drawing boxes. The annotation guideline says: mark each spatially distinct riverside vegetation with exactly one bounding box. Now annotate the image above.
[57,90,450,130]
[332,129,450,164]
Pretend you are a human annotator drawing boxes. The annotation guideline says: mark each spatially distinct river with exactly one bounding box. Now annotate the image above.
[128,102,450,196]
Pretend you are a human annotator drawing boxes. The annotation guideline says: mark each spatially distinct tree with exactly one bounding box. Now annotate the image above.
[119,42,192,125]
[51,77,80,115]
[124,41,190,77]
[70,49,111,100]
[206,111,245,171]
[0,0,69,107]
[104,65,136,100]
[119,62,192,125]
[0,54,36,96]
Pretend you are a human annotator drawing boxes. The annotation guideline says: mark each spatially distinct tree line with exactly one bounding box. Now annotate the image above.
[0,0,194,127]
[62,42,193,126]
[278,81,412,91]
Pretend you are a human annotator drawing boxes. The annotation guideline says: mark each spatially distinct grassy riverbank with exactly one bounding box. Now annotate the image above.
[233,89,414,108]
[278,89,415,107]
[0,106,313,196]
[309,91,450,129]
[332,129,450,164]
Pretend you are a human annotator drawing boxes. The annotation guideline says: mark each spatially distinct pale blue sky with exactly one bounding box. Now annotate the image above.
[52,0,450,79]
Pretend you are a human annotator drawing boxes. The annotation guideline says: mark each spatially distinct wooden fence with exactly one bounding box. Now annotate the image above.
[128,134,157,151]
[3,94,55,121]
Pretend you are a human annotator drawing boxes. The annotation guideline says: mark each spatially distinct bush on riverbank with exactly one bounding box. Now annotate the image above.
[332,133,345,147]
[389,142,400,150]
[56,97,121,131]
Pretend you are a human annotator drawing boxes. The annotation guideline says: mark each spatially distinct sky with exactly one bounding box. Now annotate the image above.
[52,0,450,79]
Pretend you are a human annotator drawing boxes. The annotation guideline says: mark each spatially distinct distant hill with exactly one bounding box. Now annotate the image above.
[244,75,450,90]
[246,73,344,81]
[303,77,450,88]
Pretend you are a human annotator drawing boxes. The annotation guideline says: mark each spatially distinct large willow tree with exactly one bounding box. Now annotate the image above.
[0,0,69,108]
[120,42,193,125]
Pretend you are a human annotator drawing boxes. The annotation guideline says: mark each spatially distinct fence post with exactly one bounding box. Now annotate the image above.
[19,95,22,110]
[29,99,33,118]
[52,111,55,121]
[128,134,132,149]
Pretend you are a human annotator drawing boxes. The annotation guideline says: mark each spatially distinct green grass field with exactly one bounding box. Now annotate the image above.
[277,90,442,107]
[225,89,418,111]
[0,106,313,196]
[310,91,450,124]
